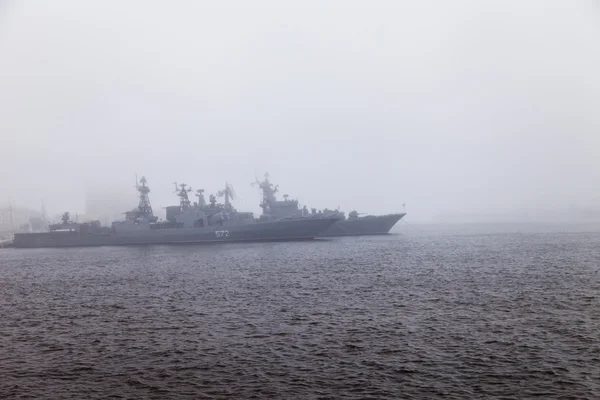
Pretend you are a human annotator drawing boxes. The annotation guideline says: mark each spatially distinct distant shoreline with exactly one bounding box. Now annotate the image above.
[391,221,600,234]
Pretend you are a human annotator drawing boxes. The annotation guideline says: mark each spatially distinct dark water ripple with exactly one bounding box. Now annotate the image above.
[1,230,599,399]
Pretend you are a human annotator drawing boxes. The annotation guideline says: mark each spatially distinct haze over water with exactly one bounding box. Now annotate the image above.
[1,0,599,221]
[1,226,599,399]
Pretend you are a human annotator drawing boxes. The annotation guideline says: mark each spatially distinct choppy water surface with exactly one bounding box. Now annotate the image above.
[1,226,599,399]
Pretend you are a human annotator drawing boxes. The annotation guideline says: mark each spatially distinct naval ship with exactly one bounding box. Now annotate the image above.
[254,173,405,237]
[11,177,339,248]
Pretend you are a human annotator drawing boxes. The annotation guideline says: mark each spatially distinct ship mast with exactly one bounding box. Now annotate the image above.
[136,176,154,216]
[8,202,14,234]
[174,182,192,210]
[262,173,279,213]
[195,188,206,208]
[252,172,279,212]
[217,182,236,209]
[41,199,48,229]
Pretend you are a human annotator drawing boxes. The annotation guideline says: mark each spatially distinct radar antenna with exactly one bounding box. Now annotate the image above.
[217,182,236,207]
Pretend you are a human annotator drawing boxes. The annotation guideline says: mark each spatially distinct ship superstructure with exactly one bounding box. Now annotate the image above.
[253,173,305,219]
[253,173,406,236]
[11,176,339,248]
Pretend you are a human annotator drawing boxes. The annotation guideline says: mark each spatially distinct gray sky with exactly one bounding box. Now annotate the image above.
[1,0,599,222]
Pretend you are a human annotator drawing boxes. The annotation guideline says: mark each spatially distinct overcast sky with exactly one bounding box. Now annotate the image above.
[1,0,599,222]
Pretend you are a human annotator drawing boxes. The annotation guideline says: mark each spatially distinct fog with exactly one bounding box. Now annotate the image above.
[1,0,599,223]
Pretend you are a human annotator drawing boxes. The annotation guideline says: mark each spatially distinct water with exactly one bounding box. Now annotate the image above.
[1,226,599,399]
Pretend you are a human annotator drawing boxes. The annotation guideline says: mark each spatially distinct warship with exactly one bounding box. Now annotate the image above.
[11,177,339,248]
[253,173,406,236]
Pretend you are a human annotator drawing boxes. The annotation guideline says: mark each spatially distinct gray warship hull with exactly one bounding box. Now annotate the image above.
[318,213,405,237]
[12,218,338,248]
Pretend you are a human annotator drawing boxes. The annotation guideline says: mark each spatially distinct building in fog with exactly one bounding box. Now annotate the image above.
[0,205,44,236]
[84,186,137,226]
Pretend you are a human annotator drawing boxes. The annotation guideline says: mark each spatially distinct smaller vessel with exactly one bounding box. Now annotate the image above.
[0,235,12,248]
[253,173,406,236]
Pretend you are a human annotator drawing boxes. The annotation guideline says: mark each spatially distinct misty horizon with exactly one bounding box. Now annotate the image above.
[1,1,599,223]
